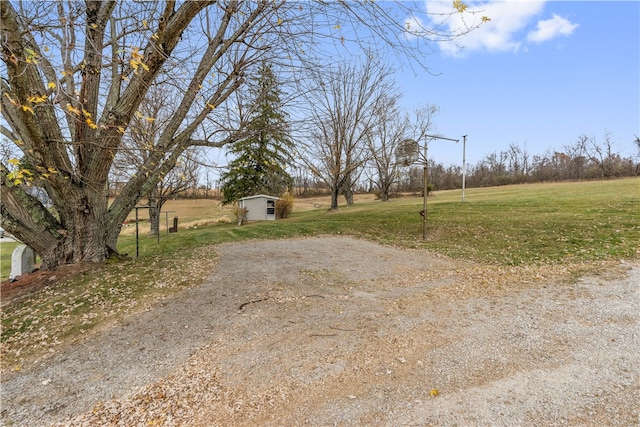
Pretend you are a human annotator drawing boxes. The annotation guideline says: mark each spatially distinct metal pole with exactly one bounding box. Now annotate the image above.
[418,135,458,240]
[423,144,428,240]
[462,135,467,202]
[135,208,139,258]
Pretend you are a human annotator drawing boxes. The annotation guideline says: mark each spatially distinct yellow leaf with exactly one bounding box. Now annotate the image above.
[135,110,143,119]
[4,93,18,106]
[27,94,47,104]
[86,118,98,129]
[207,102,216,110]
[47,167,58,173]
[117,126,126,134]
[25,48,39,64]
[481,16,491,23]
[333,24,341,29]
[277,17,283,26]
[430,389,439,396]
[453,0,468,13]
[91,23,98,29]
[67,104,81,115]
[145,117,155,122]
[142,19,148,28]
[22,105,35,114]
[130,47,143,60]
[48,82,56,89]
[82,110,92,118]
[8,158,20,165]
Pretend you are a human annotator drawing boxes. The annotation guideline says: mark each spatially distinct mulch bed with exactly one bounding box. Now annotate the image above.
[1,263,97,306]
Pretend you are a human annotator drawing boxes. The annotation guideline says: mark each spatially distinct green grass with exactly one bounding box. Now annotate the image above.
[2,178,639,368]
[2,179,639,280]
[1,242,18,280]
[117,178,640,266]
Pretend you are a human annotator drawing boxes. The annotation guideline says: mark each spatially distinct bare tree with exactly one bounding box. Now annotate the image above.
[300,58,395,210]
[562,136,589,180]
[110,86,201,236]
[367,103,439,200]
[585,132,616,178]
[1,0,484,270]
[366,95,407,201]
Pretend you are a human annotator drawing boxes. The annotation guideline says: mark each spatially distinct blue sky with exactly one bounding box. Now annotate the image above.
[394,0,640,167]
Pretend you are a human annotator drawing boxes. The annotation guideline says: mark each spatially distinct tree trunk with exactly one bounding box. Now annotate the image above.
[330,186,339,210]
[148,197,168,237]
[343,187,355,206]
[149,203,160,237]
[31,189,110,270]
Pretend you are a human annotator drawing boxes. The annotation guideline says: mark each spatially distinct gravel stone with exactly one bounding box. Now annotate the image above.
[1,237,638,426]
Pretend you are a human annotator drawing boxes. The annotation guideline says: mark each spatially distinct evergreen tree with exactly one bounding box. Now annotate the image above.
[220,63,294,205]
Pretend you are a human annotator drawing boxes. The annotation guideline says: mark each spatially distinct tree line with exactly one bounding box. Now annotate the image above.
[401,134,639,194]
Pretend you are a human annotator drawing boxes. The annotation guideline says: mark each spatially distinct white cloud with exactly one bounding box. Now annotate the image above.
[421,1,576,57]
[527,14,579,43]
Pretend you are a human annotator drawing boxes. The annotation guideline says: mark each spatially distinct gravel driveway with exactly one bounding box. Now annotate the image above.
[2,237,638,426]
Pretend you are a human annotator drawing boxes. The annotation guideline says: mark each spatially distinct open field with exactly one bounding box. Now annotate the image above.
[116,178,639,266]
[1,178,638,281]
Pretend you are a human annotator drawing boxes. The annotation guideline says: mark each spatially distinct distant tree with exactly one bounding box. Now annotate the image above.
[585,132,616,178]
[301,57,395,210]
[366,96,407,201]
[562,136,589,180]
[368,103,439,200]
[220,62,294,205]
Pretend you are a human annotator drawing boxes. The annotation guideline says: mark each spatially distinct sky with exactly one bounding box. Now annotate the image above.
[393,0,640,167]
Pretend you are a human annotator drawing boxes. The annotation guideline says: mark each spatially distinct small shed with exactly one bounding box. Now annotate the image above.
[238,194,280,221]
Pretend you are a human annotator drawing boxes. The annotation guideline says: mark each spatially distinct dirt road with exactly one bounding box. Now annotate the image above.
[2,237,638,426]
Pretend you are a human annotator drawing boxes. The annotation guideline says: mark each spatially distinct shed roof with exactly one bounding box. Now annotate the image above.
[238,194,280,201]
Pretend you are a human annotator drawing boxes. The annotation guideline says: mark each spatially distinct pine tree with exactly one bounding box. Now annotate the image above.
[220,63,294,205]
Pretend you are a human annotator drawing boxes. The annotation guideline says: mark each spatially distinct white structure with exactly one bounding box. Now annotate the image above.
[238,194,280,222]
[11,244,35,280]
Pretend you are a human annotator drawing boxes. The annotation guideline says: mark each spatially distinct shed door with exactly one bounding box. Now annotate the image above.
[266,200,276,219]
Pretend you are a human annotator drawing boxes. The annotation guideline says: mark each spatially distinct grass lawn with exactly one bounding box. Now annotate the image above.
[2,179,638,280]
[1,178,638,367]
[117,177,639,266]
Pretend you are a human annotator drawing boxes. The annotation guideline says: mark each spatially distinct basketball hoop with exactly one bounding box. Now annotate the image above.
[395,138,419,166]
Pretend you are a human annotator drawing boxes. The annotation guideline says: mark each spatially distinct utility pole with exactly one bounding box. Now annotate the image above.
[462,135,468,202]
